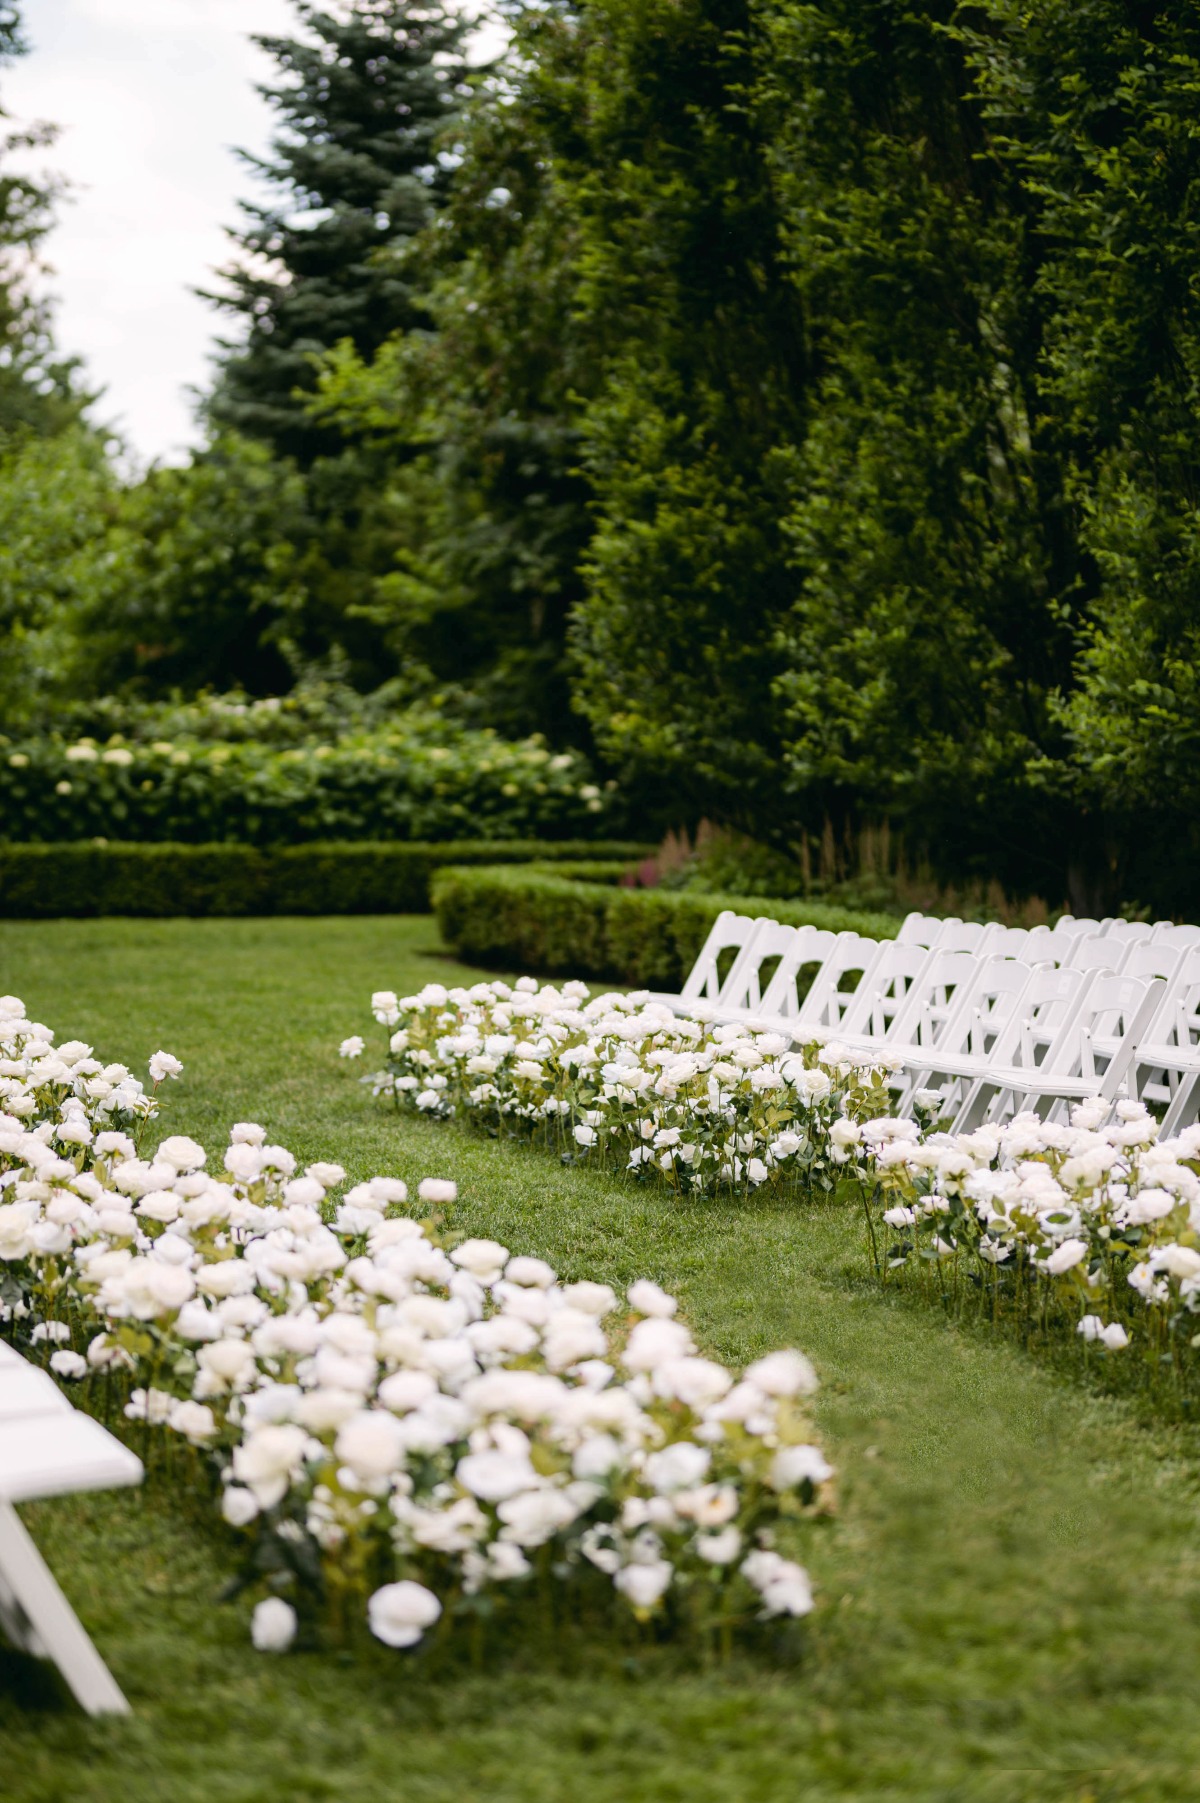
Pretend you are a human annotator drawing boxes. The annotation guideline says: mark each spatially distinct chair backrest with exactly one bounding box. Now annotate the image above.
[1150,921,1200,949]
[926,920,992,954]
[978,924,1030,959]
[791,933,887,1036]
[1052,973,1166,1098]
[896,912,939,946]
[879,947,995,1055]
[755,926,851,1021]
[1117,941,1184,987]
[1054,915,1100,938]
[916,954,1036,1064]
[1023,923,1074,965]
[680,911,762,1002]
[1062,933,1122,974]
[978,964,1091,1075]
[1098,918,1153,943]
[721,918,803,1012]
[836,941,939,1044]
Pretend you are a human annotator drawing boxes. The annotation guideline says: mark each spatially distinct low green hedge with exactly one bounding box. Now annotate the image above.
[431,865,900,986]
[0,841,653,920]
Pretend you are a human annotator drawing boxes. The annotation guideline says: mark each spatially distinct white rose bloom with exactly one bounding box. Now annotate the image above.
[626,1279,678,1318]
[694,1526,742,1564]
[233,1424,309,1508]
[652,1357,732,1409]
[644,1441,710,1493]
[156,1135,206,1171]
[745,1350,819,1397]
[49,1349,87,1380]
[769,1444,834,1489]
[456,1450,539,1502]
[169,1400,218,1443]
[496,1487,581,1547]
[623,1317,695,1372]
[251,1597,297,1653]
[1042,1237,1088,1275]
[222,1486,260,1527]
[450,1238,508,1281]
[614,1559,673,1611]
[335,1411,406,1482]
[418,1178,458,1204]
[367,1580,442,1649]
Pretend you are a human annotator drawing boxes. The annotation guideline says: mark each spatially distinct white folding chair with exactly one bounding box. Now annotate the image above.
[896,913,948,947]
[648,910,763,1012]
[891,954,1036,1116]
[829,941,941,1051]
[725,923,837,1020]
[1150,921,1200,950]
[1061,934,1123,973]
[1097,919,1153,944]
[949,966,1092,1130]
[717,919,799,1015]
[784,932,889,1040]
[958,972,1164,1129]
[1128,947,1200,1133]
[0,1345,142,1714]
[748,926,860,1025]
[979,925,1031,959]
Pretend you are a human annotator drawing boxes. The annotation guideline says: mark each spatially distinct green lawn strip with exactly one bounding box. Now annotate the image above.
[1,917,1199,1801]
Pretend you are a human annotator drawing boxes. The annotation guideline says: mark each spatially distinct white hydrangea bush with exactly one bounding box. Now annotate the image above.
[0,996,834,1655]
[346,978,891,1198]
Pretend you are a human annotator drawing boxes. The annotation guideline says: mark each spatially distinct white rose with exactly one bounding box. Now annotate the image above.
[335,1411,406,1482]
[614,1559,673,1611]
[251,1597,297,1653]
[367,1580,442,1649]
[769,1444,834,1489]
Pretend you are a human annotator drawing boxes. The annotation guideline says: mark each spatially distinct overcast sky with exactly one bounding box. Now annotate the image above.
[5,0,498,466]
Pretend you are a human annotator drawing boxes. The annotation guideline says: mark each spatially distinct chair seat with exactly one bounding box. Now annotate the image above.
[0,1410,143,1504]
[1135,1041,1200,1072]
[0,1365,74,1421]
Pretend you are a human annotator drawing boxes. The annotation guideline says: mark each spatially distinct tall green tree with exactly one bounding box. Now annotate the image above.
[207,0,472,464]
[0,3,90,437]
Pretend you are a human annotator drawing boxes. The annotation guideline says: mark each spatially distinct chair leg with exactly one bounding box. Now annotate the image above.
[0,1502,130,1715]
[1161,1069,1200,1140]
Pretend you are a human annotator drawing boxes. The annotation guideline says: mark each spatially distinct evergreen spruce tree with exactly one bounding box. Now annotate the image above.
[0,3,90,437]
[207,0,472,464]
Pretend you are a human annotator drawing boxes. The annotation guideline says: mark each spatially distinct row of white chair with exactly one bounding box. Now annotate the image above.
[652,910,1200,1135]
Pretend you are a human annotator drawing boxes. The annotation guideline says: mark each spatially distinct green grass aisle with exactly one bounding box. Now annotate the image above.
[2,917,1200,1802]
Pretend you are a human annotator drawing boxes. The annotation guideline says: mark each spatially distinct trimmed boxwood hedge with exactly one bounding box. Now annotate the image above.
[0,841,653,920]
[431,864,901,987]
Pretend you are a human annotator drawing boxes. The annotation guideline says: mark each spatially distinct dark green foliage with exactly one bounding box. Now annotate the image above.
[73,436,310,697]
[207,0,470,463]
[0,6,92,439]
[431,864,899,984]
[0,712,624,843]
[0,841,654,920]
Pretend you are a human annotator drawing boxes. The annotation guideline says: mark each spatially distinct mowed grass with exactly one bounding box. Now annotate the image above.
[2,916,1200,1802]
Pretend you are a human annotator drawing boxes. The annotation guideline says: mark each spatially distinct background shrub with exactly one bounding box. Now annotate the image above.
[432,865,899,985]
[0,708,621,845]
[0,841,652,920]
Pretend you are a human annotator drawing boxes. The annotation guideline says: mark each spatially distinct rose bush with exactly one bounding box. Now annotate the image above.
[0,994,833,1655]
[346,977,894,1200]
[348,979,1200,1402]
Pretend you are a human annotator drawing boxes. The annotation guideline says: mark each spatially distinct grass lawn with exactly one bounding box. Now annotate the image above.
[3,914,1200,1802]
